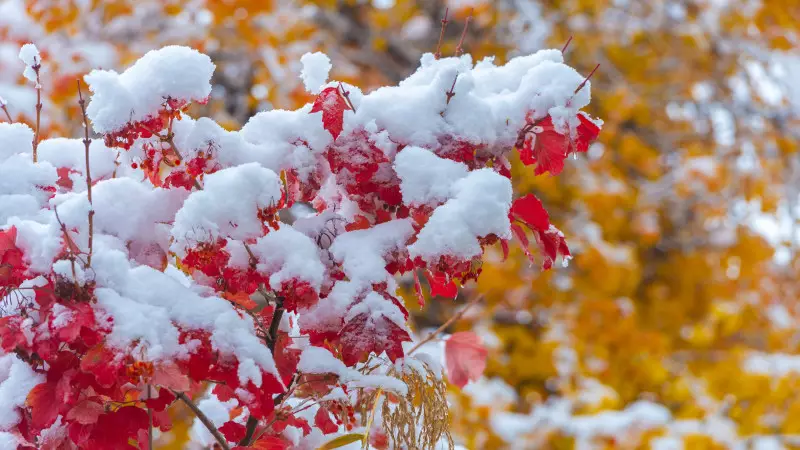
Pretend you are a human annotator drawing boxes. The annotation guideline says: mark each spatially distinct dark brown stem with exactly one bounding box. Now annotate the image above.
[239,296,286,446]
[77,80,94,267]
[32,61,42,163]
[455,10,473,56]
[173,390,230,450]
[561,35,574,54]
[434,7,449,59]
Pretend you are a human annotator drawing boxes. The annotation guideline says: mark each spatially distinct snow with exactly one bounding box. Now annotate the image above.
[37,138,118,188]
[300,52,332,94]
[330,219,415,287]
[252,226,326,292]
[0,122,33,159]
[0,353,44,430]
[84,46,214,133]
[171,163,282,253]
[189,393,242,446]
[298,346,407,395]
[92,249,282,384]
[409,169,512,262]
[18,43,40,83]
[394,146,469,206]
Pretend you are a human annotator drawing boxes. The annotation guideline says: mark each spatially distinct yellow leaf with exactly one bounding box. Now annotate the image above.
[317,433,365,450]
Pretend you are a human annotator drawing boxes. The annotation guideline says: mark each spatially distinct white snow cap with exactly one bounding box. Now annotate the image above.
[84,46,215,133]
[0,122,34,159]
[18,43,40,83]
[409,169,513,262]
[394,146,469,206]
[171,163,283,253]
[299,52,332,94]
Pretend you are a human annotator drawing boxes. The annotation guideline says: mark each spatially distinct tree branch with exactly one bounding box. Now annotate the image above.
[173,390,230,450]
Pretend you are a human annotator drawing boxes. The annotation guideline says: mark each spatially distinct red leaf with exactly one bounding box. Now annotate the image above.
[152,362,191,392]
[272,413,311,435]
[518,116,569,175]
[87,406,149,449]
[424,271,458,299]
[273,333,301,386]
[311,87,350,140]
[510,224,536,266]
[509,194,550,232]
[219,421,247,443]
[26,382,60,431]
[534,226,571,271]
[338,312,411,366]
[250,435,290,450]
[66,400,104,425]
[500,239,510,262]
[314,406,339,435]
[80,345,120,388]
[145,387,176,412]
[574,112,601,153]
[444,332,488,389]
[56,167,74,190]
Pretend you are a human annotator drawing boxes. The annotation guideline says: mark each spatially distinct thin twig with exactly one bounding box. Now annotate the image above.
[455,10,473,56]
[0,102,12,123]
[409,295,483,354]
[574,63,600,95]
[173,390,230,450]
[77,80,94,267]
[561,35,574,54]
[53,207,82,291]
[434,7,449,59]
[32,60,42,162]
[338,82,356,113]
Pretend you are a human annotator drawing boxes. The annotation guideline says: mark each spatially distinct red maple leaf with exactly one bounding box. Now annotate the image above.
[509,194,550,232]
[0,226,27,289]
[424,270,458,299]
[311,86,350,140]
[219,421,247,443]
[508,194,571,270]
[84,406,149,449]
[272,413,311,435]
[144,387,176,412]
[518,114,600,176]
[26,382,60,431]
[314,406,339,435]
[534,225,571,271]
[444,331,488,389]
[338,312,411,366]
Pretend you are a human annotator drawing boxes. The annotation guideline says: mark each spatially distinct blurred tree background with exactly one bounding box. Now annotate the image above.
[2,0,799,448]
